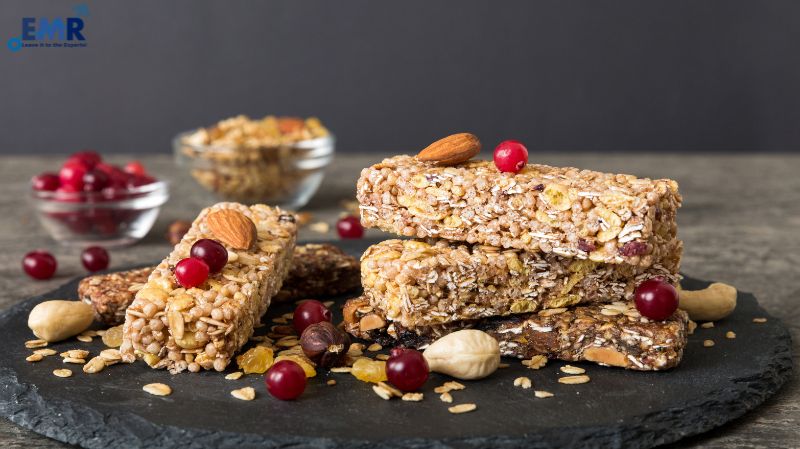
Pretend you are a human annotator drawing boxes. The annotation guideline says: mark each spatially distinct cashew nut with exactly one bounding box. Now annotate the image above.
[423,330,500,380]
[678,282,737,322]
[28,300,94,342]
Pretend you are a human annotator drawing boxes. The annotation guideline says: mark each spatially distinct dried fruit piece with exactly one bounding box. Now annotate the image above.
[206,209,257,250]
[102,325,123,348]
[595,207,623,242]
[236,346,274,374]
[274,355,317,378]
[542,184,575,212]
[417,133,481,166]
[350,358,388,383]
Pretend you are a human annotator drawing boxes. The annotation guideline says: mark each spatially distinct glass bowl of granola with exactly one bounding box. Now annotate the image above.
[174,115,334,209]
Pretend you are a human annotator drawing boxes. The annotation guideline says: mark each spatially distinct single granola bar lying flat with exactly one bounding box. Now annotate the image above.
[120,203,297,373]
[80,244,359,326]
[357,155,681,268]
[361,238,681,329]
[344,297,689,371]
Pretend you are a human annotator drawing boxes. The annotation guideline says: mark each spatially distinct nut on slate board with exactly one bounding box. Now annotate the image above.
[28,300,93,342]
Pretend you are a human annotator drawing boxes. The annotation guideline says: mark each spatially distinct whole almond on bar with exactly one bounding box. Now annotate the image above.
[206,209,257,250]
[417,133,481,166]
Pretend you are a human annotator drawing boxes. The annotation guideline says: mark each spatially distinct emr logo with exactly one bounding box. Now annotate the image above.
[7,4,89,52]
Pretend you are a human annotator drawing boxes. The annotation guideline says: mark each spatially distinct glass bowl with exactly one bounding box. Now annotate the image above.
[30,181,169,247]
[173,130,335,209]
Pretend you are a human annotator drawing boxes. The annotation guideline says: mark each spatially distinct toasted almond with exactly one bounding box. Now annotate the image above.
[513,377,532,389]
[417,133,481,166]
[402,392,424,402]
[558,375,590,385]
[359,314,386,332]
[225,371,244,380]
[53,369,72,378]
[143,383,171,396]
[560,365,586,375]
[231,387,256,401]
[372,385,393,400]
[206,209,257,250]
[534,390,554,398]
[439,392,453,403]
[703,339,715,347]
[448,403,477,414]
[26,353,43,362]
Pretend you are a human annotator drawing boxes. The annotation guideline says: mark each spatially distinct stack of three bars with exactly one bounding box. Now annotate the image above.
[345,155,689,371]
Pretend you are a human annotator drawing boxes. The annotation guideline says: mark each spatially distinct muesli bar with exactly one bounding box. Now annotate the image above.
[120,203,297,373]
[80,243,359,325]
[357,155,681,268]
[344,297,689,371]
[361,238,681,329]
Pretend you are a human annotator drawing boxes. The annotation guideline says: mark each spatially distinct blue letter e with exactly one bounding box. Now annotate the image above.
[21,18,35,40]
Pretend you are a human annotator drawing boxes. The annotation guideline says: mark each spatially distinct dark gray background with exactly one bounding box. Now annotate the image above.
[2,0,799,154]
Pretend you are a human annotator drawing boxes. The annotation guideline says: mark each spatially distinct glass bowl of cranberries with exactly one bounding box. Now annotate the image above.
[29,151,169,247]
[173,115,334,209]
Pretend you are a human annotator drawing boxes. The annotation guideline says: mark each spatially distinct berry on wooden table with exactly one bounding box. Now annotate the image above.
[81,246,110,272]
[336,216,364,239]
[22,250,57,280]
[31,173,60,191]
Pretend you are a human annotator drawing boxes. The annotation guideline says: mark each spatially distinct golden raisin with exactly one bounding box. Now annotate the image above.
[350,358,387,383]
[274,355,317,378]
[236,346,274,374]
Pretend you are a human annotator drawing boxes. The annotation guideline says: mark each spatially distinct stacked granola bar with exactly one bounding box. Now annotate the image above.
[346,154,688,371]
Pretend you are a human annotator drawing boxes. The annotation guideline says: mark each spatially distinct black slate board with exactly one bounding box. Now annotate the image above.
[0,240,792,449]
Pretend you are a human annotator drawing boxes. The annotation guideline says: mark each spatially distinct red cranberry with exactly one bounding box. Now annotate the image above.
[31,173,61,191]
[385,348,429,392]
[67,150,102,168]
[82,170,111,192]
[124,161,147,177]
[336,216,364,239]
[174,258,209,288]
[59,161,89,191]
[127,175,156,189]
[634,279,679,321]
[493,140,529,173]
[81,246,110,272]
[292,299,332,334]
[22,251,57,280]
[95,163,130,188]
[190,239,228,273]
[265,360,307,400]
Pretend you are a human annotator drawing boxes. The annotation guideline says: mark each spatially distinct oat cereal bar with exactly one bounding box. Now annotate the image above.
[78,266,151,326]
[80,243,358,325]
[361,238,681,329]
[345,297,688,371]
[357,155,681,268]
[120,203,297,373]
[273,243,360,302]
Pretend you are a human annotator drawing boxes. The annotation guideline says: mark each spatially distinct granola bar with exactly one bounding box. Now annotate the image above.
[344,297,689,371]
[80,244,359,326]
[357,155,681,268]
[120,203,297,373]
[361,238,681,329]
[78,266,150,326]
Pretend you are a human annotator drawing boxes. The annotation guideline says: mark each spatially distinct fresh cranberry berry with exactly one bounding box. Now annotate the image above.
[390,347,410,358]
[80,246,110,272]
[292,299,332,334]
[174,258,209,288]
[336,216,364,239]
[124,161,147,177]
[265,360,307,400]
[493,140,529,173]
[31,172,61,191]
[82,169,111,192]
[67,150,102,168]
[95,163,130,188]
[634,279,679,321]
[385,348,429,392]
[190,239,228,273]
[59,161,89,191]
[22,250,57,280]
[127,175,156,189]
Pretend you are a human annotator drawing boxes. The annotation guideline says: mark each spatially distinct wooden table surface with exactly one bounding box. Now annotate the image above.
[1,153,797,448]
